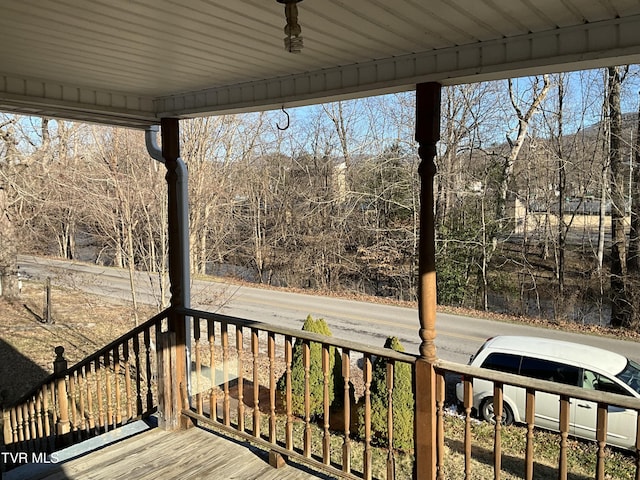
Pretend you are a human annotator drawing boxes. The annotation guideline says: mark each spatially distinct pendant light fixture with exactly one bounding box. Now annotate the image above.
[277,0,304,53]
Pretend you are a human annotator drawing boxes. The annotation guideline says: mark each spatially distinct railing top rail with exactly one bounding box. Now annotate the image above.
[9,307,171,407]
[178,307,418,364]
[437,358,640,411]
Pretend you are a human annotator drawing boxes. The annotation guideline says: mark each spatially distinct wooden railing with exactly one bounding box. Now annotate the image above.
[179,307,640,480]
[436,360,640,480]
[4,304,640,479]
[1,309,168,467]
[178,307,418,480]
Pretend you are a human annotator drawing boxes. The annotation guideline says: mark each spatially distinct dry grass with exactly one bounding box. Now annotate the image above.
[440,414,638,480]
[0,281,156,406]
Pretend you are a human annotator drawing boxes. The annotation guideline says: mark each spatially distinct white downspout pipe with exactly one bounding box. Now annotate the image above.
[145,125,192,400]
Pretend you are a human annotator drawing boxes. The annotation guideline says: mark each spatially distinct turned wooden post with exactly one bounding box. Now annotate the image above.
[53,346,70,444]
[161,118,190,430]
[414,82,441,480]
[157,332,177,429]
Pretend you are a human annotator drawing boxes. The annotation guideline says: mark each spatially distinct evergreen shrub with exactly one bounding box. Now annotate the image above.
[359,336,414,451]
[276,314,343,417]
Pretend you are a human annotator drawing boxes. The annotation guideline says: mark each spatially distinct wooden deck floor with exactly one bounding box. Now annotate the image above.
[16,426,337,480]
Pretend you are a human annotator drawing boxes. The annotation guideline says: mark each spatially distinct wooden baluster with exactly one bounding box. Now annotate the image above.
[16,402,24,444]
[68,372,78,440]
[493,383,503,480]
[285,335,293,451]
[208,318,217,422]
[525,388,535,480]
[268,332,276,443]
[363,353,372,480]
[35,394,44,449]
[143,328,154,412]
[21,403,29,447]
[95,358,105,433]
[22,403,30,447]
[463,377,473,479]
[28,398,36,444]
[20,402,27,449]
[194,316,203,415]
[595,402,608,480]
[105,353,114,431]
[436,369,445,480]
[49,383,58,448]
[123,341,133,422]
[322,343,330,465]
[114,346,122,426]
[133,334,143,416]
[2,409,12,450]
[36,392,44,449]
[25,400,34,448]
[222,322,230,426]
[24,399,31,447]
[387,361,395,480]
[252,328,260,438]
[33,397,40,446]
[42,384,51,448]
[303,340,311,458]
[78,369,86,439]
[11,407,19,445]
[236,326,245,432]
[21,402,28,448]
[558,394,570,480]
[85,364,95,435]
[342,349,351,474]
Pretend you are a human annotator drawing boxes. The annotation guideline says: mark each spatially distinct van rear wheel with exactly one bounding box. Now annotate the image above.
[480,397,514,426]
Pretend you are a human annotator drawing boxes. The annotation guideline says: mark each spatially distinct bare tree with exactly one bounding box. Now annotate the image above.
[629,95,640,272]
[0,187,19,298]
[182,116,244,275]
[626,92,640,327]
[499,76,551,227]
[436,83,496,229]
[0,116,20,298]
[87,127,162,323]
[608,65,630,327]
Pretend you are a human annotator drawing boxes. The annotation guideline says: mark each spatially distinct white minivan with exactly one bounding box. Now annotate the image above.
[455,335,640,449]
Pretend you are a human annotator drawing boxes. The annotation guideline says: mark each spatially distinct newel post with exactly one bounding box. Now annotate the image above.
[160,118,191,430]
[53,346,70,444]
[414,82,441,480]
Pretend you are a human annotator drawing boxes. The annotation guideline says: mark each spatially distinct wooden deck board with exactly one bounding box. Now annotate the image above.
[30,426,337,480]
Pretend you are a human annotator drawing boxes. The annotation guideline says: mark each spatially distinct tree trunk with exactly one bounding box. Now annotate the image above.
[126,218,139,326]
[557,80,566,300]
[608,66,629,327]
[0,188,19,298]
[626,94,640,327]
[498,76,551,228]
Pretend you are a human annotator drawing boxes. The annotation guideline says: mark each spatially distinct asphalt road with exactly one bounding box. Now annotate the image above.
[17,255,640,365]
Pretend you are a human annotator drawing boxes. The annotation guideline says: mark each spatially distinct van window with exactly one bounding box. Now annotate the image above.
[584,370,633,396]
[520,357,580,386]
[480,353,521,374]
[616,359,640,395]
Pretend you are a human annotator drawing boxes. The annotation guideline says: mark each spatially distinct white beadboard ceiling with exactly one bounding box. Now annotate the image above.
[1,0,640,128]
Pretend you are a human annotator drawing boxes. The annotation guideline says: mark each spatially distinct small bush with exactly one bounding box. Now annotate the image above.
[358,336,414,451]
[277,315,342,417]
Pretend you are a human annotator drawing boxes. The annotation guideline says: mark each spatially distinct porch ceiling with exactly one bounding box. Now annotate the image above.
[1,0,640,128]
